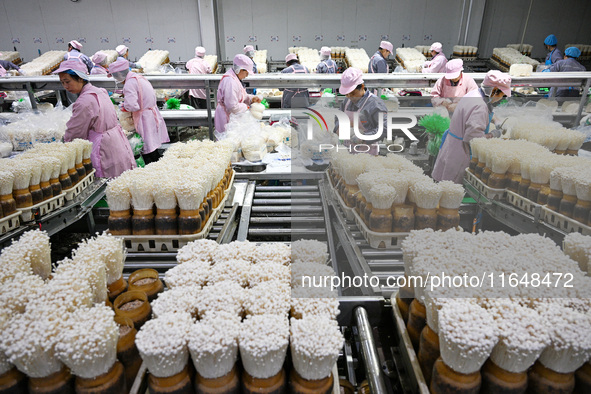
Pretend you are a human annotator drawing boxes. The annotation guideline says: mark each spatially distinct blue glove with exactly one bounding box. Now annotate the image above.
[542,68,551,72]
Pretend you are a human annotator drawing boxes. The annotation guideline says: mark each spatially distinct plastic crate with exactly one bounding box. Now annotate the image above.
[464,168,506,201]
[0,211,22,234]
[541,206,591,236]
[120,192,229,253]
[391,294,430,394]
[506,190,541,217]
[64,169,96,201]
[326,171,356,221]
[353,209,409,249]
[20,192,66,222]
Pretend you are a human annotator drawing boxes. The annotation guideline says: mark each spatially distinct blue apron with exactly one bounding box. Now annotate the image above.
[545,49,556,66]
[439,112,493,157]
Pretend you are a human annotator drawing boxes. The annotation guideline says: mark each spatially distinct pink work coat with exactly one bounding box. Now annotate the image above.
[430,74,478,107]
[432,89,489,184]
[90,65,108,75]
[65,83,136,177]
[0,65,6,77]
[186,57,212,99]
[214,69,253,134]
[122,71,169,154]
[422,52,448,74]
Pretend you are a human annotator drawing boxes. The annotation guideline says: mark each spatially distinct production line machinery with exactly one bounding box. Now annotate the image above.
[95,167,489,394]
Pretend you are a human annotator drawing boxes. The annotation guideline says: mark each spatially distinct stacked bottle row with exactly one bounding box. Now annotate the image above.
[106,140,235,236]
[397,229,591,394]
[0,230,136,393]
[0,140,92,218]
[132,239,343,394]
[329,151,465,234]
[470,138,591,225]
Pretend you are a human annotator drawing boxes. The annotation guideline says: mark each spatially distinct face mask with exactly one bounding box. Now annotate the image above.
[112,71,127,83]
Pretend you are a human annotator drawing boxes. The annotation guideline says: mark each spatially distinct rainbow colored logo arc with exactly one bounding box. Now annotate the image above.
[303,107,329,133]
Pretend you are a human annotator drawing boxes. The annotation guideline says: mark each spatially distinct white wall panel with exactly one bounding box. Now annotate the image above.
[1,0,589,67]
[478,0,591,58]
[0,0,201,64]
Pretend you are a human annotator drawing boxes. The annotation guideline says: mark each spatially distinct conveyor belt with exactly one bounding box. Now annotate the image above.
[237,182,328,242]
[324,180,477,298]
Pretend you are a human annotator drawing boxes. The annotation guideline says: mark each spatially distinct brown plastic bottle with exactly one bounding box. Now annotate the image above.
[481,167,492,185]
[407,299,426,352]
[575,362,591,394]
[468,157,478,173]
[369,208,393,233]
[149,365,193,394]
[437,208,460,231]
[179,209,203,235]
[392,205,415,232]
[289,368,333,394]
[132,209,155,235]
[155,208,178,235]
[128,269,164,302]
[415,208,437,230]
[67,167,79,186]
[526,182,542,203]
[0,194,16,216]
[28,366,75,394]
[430,358,481,394]
[547,189,563,212]
[13,188,33,209]
[50,177,63,196]
[573,199,591,225]
[108,209,132,236]
[40,181,53,201]
[537,185,551,205]
[75,163,86,180]
[107,276,128,302]
[474,161,485,179]
[114,316,141,393]
[344,184,359,209]
[517,178,530,198]
[194,365,240,394]
[480,359,526,394]
[59,173,73,190]
[0,367,29,394]
[487,172,507,189]
[83,158,93,175]
[418,325,440,386]
[506,173,522,193]
[528,361,574,394]
[75,361,126,394]
[559,194,578,218]
[242,369,286,394]
[29,184,44,205]
[113,290,151,329]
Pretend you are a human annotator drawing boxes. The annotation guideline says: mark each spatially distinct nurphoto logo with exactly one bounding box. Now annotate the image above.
[292,108,419,153]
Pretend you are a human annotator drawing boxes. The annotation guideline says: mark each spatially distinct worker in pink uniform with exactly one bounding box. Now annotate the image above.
[214,54,261,135]
[186,46,212,109]
[54,60,135,178]
[432,70,511,184]
[90,52,109,75]
[430,59,478,113]
[64,40,93,73]
[108,59,169,164]
[422,42,448,73]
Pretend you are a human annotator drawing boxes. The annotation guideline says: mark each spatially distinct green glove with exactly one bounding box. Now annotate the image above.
[261,98,270,109]
[381,94,388,100]
[135,156,145,168]
[323,88,333,94]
